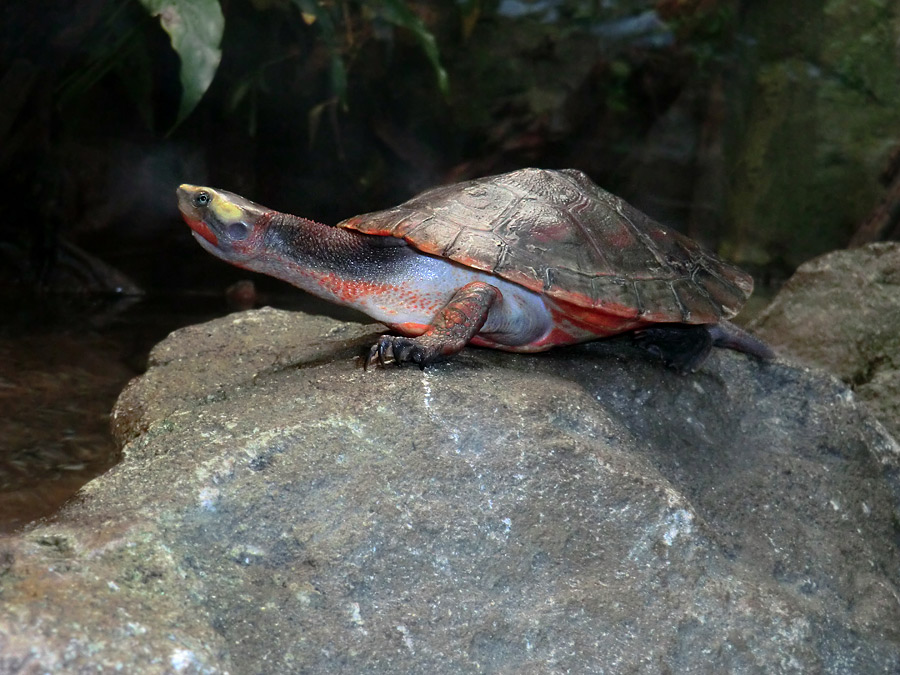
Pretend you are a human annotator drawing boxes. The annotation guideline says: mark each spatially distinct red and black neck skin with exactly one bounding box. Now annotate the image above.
[262,210,415,283]
[176,184,413,284]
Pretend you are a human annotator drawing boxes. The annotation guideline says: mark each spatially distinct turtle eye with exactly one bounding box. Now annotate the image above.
[226,221,250,240]
[194,191,211,207]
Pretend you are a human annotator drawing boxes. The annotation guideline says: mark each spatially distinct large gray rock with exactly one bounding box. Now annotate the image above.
[1,307,899,673]
[753,242,900,438]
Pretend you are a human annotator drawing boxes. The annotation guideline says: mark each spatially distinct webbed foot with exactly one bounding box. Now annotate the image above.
[365,335,441,369]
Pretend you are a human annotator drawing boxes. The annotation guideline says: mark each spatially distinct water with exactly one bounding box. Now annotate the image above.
[0,295,223,532]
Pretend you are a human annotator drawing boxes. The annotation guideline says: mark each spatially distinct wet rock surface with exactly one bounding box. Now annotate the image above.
[753,243,900,438]
[1,307,899,674]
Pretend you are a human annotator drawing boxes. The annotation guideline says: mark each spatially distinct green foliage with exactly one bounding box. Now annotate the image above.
[49,2,476,131]
[139,0,225,125]
[290,0,449,102]
[373,0,449,95]
[56,1,149,119]
[290,0,349,102]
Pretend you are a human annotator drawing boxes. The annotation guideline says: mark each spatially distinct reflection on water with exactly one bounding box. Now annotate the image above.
[0,295,223,533]
[0,333,129,532]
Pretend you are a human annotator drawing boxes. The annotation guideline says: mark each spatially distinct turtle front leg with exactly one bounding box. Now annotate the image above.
[366,281,501,369]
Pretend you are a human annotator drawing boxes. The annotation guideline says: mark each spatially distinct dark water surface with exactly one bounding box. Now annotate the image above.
[0,294,227,533]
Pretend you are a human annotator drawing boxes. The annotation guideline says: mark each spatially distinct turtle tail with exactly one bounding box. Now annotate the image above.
[707,320,775,361]
[633,320,774,373]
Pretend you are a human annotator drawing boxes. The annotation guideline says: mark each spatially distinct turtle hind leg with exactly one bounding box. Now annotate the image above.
[633,324,714,373]
[366,281,501,369]
[634,320,775,373]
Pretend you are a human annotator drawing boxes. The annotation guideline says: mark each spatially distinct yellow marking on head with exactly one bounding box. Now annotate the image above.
[210,193,244,223]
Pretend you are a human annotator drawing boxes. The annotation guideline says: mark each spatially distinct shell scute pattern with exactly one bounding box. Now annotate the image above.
[340,168,753,324]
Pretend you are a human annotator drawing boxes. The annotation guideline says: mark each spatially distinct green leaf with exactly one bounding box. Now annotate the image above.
[457,0,482,40]
[290,0,348,102]
[291,0,339,40]
[139,0,225,125]
[329,52,348,103]
[375,0,449,95]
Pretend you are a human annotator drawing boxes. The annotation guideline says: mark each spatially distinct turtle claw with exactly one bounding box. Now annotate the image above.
[365,335,434,370]
[364,335,438,370]
[364,337,393,369]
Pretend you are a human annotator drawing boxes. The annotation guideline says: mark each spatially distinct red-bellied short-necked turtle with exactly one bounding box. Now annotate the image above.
[176,168,773,371]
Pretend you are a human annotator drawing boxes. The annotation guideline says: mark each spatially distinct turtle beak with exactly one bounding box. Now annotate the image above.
[176,184,199,214]
[177,184,219,246]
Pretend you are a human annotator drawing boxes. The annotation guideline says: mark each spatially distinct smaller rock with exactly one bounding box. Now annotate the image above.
[753,243,900,438]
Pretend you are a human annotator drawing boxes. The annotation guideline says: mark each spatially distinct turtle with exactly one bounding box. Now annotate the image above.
[176,168,773,372]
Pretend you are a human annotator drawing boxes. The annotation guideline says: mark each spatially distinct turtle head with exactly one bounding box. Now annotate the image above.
[177,185,272,265]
